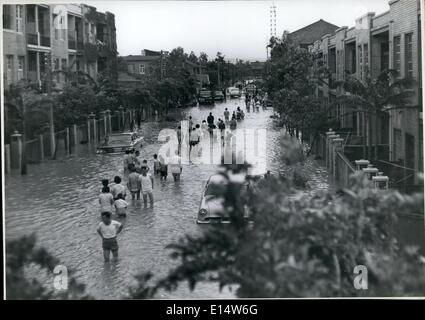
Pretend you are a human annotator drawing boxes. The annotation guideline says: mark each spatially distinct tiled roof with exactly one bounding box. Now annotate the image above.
[289,19,339,45]
[117,71,141,82]
[122,55,161,62]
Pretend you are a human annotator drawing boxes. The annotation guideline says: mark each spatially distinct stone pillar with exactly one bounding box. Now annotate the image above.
[332,138,344,177]
[11,131,22,171]
[100,111,107,138]
[39,134,44,161]
[129,109,133,130]
[119,106,125,131]
[106,109,112,133]
[325,129,336,169]
[116,110,121,132]
[73,124,78,151]
[5,144,11,174]
[372,172,389,189]
[93,117,98,143]
[87,116,92,142]
[65,127,70,156]
[328,134,339,172]
[362,164,379,182]
[355,159,370,171]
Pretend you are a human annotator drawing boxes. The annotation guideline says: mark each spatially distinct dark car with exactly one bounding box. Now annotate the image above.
[96,132,143,154]
[198,89,214,105]
[213,90,225,101]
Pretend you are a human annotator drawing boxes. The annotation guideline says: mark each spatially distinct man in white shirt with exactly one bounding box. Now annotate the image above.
[168,151,183,181]
[97,212,123,262]
[139,168,154,207]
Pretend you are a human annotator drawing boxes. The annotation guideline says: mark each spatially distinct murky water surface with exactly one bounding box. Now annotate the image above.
[5,98,332,299]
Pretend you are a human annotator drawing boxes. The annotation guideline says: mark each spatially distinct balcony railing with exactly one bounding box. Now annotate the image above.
[26,32,50,47]
[68,31,76,50]
[40,34,50,47]
[27,32,38,45]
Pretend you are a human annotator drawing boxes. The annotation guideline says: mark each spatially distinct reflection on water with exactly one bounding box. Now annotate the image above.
[5,98,332,299]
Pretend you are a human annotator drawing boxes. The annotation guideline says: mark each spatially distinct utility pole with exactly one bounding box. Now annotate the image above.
[21,92,27,175]
[217,60,221,88]
[46,52,56,159]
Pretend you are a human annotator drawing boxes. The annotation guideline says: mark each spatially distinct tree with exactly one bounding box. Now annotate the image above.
[265,31,326,138]
[199,52,208,65]
[336,69,416,160]
[4,83,51,174]
[188,51,199,63]
[6,234,91,299]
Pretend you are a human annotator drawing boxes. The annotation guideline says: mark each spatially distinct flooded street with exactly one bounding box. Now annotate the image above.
[5,97,332,299]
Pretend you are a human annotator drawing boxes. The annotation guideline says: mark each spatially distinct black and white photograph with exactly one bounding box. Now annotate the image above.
[2,0,425,302]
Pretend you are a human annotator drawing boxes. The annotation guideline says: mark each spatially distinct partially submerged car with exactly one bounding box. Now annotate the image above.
[197,172,262,224]
[97,132,143,154]
[226,87,241,98]
[198,89,214,105]
[213,90,225,101]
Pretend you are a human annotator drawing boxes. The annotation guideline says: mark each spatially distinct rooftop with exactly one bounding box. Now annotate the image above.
[122,55,161,62]
[289,19,339,45]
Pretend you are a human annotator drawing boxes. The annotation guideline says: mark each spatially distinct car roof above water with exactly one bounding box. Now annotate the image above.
[207,173,247,185]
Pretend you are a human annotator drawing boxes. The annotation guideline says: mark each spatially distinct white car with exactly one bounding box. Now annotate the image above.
[226,87,241,98]
[197,172,260,224]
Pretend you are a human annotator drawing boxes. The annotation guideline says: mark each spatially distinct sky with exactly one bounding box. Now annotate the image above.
[88,0,390,62]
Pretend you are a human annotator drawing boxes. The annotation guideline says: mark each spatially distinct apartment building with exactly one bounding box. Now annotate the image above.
[122,49,166,80]
[120,49,208,89]
[310,0,423,184]
[2,3,117,89]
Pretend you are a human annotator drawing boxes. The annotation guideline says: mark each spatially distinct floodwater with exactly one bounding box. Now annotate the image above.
[5,96,332,299]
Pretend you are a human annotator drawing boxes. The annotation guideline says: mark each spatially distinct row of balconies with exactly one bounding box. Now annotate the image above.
[25,29,93,52]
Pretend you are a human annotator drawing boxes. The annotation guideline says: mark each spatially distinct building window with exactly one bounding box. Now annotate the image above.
[393,36,401,74]
[18,56,24,70]
[405,33,413,79]
[53,58,60,81]
[6,55,14,84]
[139,64,145,74]
[7,55,14,70]
[3,5,13,30]
[393,128,402,162]
[61,58,67,70]
[358,45,363,79]
[53,58,60,71]
[17,56,24,81]
[363,44,368,76]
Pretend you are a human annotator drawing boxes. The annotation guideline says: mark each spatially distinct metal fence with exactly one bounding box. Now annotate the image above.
[7,109,156,174]
[25,138,42,163]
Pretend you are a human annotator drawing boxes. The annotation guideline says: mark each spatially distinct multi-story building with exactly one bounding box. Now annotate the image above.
[121,49,167,81]
[310,0,423,187]
[3,3,117,89]
[119,49,209,90]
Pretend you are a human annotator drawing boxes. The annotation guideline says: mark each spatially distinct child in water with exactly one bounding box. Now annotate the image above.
[153,154,161,174]
[114,193,128,217]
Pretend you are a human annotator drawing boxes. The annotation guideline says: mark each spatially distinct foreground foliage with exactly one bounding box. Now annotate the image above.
[129,136,425,298]
[6,234,91,299]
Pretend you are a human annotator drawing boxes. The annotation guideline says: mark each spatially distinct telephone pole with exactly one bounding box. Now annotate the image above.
[217,61,221,88]
[44,52,56,159]
[267,2,277,60]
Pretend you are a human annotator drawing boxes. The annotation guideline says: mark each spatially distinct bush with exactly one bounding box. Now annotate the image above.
[129,166,425,298]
